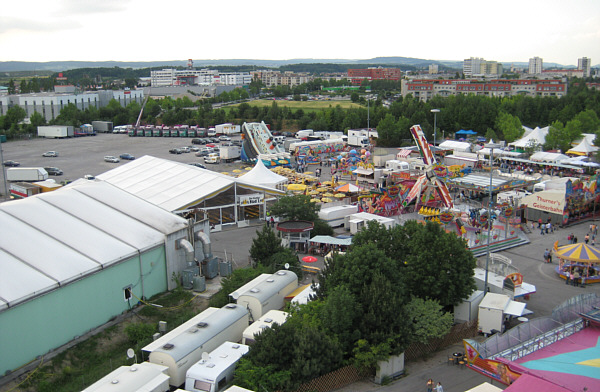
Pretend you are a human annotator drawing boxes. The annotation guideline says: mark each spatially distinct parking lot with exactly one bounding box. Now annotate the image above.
[0,133,249,199]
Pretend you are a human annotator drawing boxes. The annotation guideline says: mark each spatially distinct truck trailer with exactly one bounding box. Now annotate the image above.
[215,123,240,135]
[37,125,74,139]
[220,145,241,163]
[9,182,42,199]
[7,167,48,182]
[92,121,114,133]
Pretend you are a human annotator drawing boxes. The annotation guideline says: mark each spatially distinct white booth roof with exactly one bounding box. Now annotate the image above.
[97,155,284,212]
[509,126,549,148]
[0,181,188,311]
[439,140,471,152]
[238,159,288,188]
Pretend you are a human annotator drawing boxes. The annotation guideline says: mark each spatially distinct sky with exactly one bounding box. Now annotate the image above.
[1,0,599,66]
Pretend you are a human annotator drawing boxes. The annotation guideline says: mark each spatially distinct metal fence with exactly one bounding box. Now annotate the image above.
[471,293,599,361]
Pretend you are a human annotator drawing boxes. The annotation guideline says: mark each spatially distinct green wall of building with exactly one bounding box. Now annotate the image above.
[0,246,167,376]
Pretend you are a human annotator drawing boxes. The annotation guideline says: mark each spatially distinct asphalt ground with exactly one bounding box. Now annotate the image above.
[0,132,250,200]
[2,135,598,390]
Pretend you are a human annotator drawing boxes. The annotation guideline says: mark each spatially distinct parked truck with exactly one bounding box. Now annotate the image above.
[220,145,241,163]
[37,125,74,139]
[347,134,370,148]
[7,167,48,182]
[92,121,114,133]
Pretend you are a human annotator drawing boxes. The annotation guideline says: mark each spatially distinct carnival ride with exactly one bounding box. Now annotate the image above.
[402,125,454,211]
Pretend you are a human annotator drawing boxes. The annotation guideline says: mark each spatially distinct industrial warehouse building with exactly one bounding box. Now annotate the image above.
[97,155,286,227]
[0,180,211,377]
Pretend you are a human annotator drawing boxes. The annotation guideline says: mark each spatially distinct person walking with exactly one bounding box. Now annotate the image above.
[538,218,542,228]
[544,249,550,263]
[585,234,590,244]
[436,382,444,392]
[540,222,546,235]
[546,221,552,233]
[427,378,435,392]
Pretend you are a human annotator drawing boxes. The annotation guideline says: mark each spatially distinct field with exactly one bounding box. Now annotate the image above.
[227,99,363,111]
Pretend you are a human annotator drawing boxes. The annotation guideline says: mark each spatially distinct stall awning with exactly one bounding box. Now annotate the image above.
[310,235,352,246]
[504,300,527,317]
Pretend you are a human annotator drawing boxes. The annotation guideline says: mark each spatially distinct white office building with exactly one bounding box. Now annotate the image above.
[529,57,543,75]
[578,57,592,77]
[150,69,251,87]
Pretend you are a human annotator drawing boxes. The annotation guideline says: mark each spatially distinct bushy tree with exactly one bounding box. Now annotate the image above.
[405,297,453,344]
[249,224,285,265]
[269,195,320,221]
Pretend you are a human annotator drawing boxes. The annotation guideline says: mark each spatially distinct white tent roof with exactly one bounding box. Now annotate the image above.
[567,137,599,154]
[438,140,471,152]
[0,181,188,311]
[97,155,284,212]
[509,126,549,148]
[529,152,569,163]
[238,159,288,188]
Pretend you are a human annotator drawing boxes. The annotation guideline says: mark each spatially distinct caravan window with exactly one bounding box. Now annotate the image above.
[217,376,228,391]
[194,380,211,391]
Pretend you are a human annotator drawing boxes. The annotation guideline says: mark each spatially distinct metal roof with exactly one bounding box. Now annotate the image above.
[97,155,284,212]
[0,181,188,311]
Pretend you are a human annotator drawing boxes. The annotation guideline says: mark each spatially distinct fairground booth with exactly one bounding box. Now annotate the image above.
[521,175,600,226]
[554,242,600,285]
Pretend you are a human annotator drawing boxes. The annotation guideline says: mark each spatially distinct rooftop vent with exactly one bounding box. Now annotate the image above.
[207,363,216,368]
[250,288,260,293]
[276,271,286,276]
[232,344,240,349]
[267,279,275,283]
[162,343,175,350]
[197,322,208,328]
[264,318,273,323]
[225,304,237,309]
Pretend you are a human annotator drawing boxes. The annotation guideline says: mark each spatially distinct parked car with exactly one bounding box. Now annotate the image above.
[191,138,205,145]
[218,135,231,142]
[104,156,120,163]
[205,153,220,164]
[196,147,213,157]
[119,153,135,160]
[83,174,95,180]
[2,160,20,167]
[189,146,200,152]
[179,146,191,153]
[42,151,58,157]
[169,148,183,154]
[44,167,63,175]
[188,162,207,169]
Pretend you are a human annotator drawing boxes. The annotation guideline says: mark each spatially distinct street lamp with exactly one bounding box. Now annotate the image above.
[483,141,501,294]
[431,109,440,146]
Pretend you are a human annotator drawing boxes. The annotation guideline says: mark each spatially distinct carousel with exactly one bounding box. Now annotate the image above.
[554,242,600,285]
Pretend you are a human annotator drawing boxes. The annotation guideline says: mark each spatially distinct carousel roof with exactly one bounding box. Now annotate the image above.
[555,243,600,263]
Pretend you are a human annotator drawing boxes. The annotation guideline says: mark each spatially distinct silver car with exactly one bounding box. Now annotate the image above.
[104,156,120,163]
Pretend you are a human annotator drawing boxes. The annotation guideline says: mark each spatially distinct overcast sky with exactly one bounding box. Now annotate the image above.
[1,0,599,66]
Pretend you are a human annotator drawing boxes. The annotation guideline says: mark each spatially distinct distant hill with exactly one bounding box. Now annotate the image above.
[0,58,588,73]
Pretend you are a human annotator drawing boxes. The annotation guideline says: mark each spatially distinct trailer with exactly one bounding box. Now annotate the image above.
[216,123,241,135]
[37,125,74,139]
[318,205,358,227]
[9,182,41,199]
[91,121,113,133]
[477,293,527,336]
[230,270,298,322]
[143,304,249,387]
[185,341,249,392]
[220,145,241,163]
[454,290,485,324]
[242,310,289,345]
[81,362,170,392]
[7,167,48,182]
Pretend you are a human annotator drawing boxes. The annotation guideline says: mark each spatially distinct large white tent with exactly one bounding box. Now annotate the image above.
[529,152,569,163]
[509,126,549,148]
[238,159,288,190]
[439,140,471,153]
[566,137,599,156]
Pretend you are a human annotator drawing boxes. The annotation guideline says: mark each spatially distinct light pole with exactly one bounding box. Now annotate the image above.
[431,109,440,146]
[483,141,501,294]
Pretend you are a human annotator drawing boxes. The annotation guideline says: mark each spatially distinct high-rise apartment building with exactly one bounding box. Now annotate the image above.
[529,57,543,74]
[463,58,502,77]
[578,57,592,77]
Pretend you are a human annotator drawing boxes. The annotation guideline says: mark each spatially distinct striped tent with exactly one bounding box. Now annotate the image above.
[554,243,600,263]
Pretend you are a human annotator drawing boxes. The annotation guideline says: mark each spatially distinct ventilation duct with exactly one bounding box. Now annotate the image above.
[195,231,212,260]
[177,238,195,266]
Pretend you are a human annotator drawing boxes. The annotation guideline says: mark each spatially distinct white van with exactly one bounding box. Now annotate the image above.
[205,153,220,164]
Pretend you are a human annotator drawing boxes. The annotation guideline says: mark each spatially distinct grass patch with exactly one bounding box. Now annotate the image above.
[12,289,207,392]
[227,99,362,110]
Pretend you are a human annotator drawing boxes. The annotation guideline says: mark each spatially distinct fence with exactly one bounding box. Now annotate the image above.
[292,320,478,392]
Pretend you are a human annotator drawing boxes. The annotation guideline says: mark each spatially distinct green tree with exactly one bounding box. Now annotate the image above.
[574,109,600,133]
[269,195,320,221]
[249,224,285,265]
[405,297,453,344]
[495,111,523,142]
[544,120,569,151]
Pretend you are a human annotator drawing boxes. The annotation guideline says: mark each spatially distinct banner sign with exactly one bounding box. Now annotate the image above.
[238,194,264,206]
